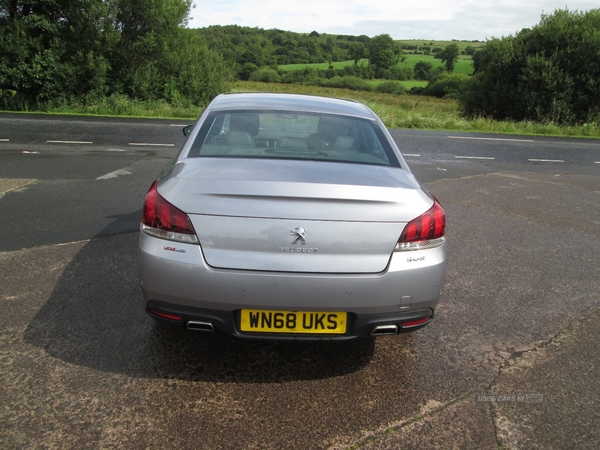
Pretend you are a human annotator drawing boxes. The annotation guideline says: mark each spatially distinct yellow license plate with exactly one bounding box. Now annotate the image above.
[240,309,347,334]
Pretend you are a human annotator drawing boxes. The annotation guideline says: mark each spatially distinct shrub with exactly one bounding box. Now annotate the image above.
[249,68,281,83]
[382,66,413,81]
[459,8,600,125]
[238,63,259,81]
[423,73,471,98]
[374,81,406,95]
[320,76,372,91]
[410,86,425,95]
[281,67,323,84]
[342,64,374,79]
[414,61,434,81]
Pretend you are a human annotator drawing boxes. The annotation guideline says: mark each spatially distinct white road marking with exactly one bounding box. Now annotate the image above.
[106,148,126,152]
[170,124,189,127]
[96,169,132,180]
[47,140,93,144]
[455,156,495,160]
[528,158,564,163]
[449,136,535,142]
[403,153,420,157]
[128,143,174,147]
[595,161,600,164]
[0,138,9,142]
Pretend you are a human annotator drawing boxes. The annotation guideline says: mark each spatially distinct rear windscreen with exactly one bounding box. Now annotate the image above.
[188,111,400,168]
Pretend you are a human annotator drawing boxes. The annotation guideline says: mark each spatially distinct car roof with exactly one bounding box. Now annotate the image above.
[207,93,376,120]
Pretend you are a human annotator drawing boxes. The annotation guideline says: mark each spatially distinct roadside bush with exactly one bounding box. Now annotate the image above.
[459,8,600,125]
[0,2,231,110]
[423,73,470,99]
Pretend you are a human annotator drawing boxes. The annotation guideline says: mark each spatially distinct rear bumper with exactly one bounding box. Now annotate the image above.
[146,300,435,340]
[139,233,445,307]
[138,231,446,340]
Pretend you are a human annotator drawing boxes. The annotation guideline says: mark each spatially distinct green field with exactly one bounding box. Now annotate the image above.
[278,39,480,76]
[278,60,366,71]
[279,53,474,76]
[362,79,428,90]
[395,39,485,51]
[397,53,474,75]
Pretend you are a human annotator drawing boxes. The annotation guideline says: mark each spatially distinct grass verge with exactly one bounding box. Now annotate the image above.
[234,81,600,138]
[5,93,205,120]
[3,82,599,138]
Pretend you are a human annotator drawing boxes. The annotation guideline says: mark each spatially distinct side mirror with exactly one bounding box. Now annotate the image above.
[183,125,193,137]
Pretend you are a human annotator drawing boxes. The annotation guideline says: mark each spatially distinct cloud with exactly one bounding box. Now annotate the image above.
[188,0,599,40]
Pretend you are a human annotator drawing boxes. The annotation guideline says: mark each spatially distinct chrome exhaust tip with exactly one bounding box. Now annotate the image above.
[370,325,398,336]
[187,321,215,332]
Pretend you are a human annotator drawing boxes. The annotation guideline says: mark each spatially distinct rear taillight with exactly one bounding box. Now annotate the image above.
[395,198,445,251]
[141,180,199,244]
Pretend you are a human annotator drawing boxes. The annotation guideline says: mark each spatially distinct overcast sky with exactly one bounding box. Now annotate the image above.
[188,1,598,40]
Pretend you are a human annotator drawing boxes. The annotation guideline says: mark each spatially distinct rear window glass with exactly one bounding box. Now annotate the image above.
[188,111,400,167]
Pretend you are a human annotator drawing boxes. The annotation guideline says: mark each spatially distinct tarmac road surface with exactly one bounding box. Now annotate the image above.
[0,114,599,449]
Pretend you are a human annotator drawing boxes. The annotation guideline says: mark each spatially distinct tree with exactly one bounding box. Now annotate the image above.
[155,28,231,106]
[438,43,459,72]
[0,0,231,109]
[238,45,264,66]
[368,34,401,78]
[348,42,366,65]
[368,34,391,52]
[460,8,600,125]
[414,61,434,80]
[0,0,119,106]
[471,50,482,73]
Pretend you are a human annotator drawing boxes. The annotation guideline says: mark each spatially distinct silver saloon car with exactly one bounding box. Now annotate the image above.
[138,93,446,340]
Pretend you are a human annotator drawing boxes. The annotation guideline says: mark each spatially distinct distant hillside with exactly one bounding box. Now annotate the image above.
[195,25,481,70]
